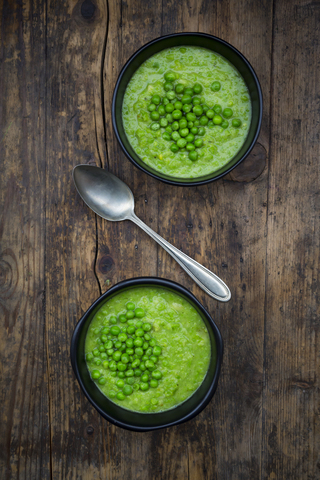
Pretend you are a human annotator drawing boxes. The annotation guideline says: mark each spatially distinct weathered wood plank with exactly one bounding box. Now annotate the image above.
[44,1,108,478]
[0,1,50,478]
[263,1,320,478]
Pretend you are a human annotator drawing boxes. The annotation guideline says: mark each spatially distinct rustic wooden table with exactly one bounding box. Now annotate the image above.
[1,0,319,478]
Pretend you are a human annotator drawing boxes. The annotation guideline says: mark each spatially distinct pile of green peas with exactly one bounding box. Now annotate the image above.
[86,301,163,401]
[147,71,242,162]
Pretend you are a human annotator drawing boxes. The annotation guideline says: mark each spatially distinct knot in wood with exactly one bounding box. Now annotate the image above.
[81,0,96,20]
[98,255,115,274]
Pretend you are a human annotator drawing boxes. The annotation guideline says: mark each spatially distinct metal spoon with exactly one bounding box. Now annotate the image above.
[73,165,231,302]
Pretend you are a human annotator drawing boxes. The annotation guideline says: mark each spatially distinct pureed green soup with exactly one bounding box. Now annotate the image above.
[85,286,213,413]
[122,46,252,178]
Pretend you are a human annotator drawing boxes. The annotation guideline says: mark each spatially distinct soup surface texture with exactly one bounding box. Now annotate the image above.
[122,46,251,178]
[85,286,213,413]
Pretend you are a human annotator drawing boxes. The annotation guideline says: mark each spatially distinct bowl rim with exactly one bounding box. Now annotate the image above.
[112,31,263,187]
[70,276,223,431]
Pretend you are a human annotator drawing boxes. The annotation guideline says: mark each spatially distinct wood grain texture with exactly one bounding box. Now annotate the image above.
[262,1,320,478]
[1,0,319,478]
[0,1,50,478]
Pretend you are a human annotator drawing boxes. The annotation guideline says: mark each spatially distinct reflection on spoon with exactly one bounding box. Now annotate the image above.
[73,165,231,302]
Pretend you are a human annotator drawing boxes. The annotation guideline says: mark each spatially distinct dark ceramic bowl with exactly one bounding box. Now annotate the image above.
[112,32,263,186]
[71,277,223,432]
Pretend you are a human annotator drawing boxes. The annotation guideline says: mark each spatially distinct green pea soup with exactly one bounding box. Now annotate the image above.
[85,286,213,413]
[122,45,252,178]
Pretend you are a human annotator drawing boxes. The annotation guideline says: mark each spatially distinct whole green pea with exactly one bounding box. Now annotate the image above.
[175,83,185,94]
[86,353,94,362]
[126,377,135,385]
[182,104,192,113]
[125,369,134,377]
[177,138,187,149]
[141,373,149,383]
[134,368,142,377]
[197,127,205,136]
[147,103,156,112]
[166,114,173,123]
[135,347,144,356]
[162,132,171,141]
[164,82,174,91]
[193,105,203,117]
[158,105,166,116]
[110,326,120,336]
[131,358,140,369]
[127,326,135,335]
[133,337,143,347]
[152,370,162,380]
[200,116,209,126]
[171,131,181,142]
[151,94,161,105]
[172,110,182,120]
[109,361,117,371]
[117,362,127,371]
[134,308,145,318]
[116,391,125,400]
[145,359,155,370]
[213,115,222,125]
[121,353,130,364]
[139,382,149,391]
[194,138,203,148]
[116,379,125,388]
[184,88,194,96]
[193,83,203,94]
[150,379,158,388]
[174,101,183,110]
[91,370,101,379]
[166,90,176,100]
[123,385,133,396]
[164,71,176,82]
[185,133,194,143]
[165,103,174,113]
[221,120,229,129]
[210,81,221,91]
[118,314,127,323]
[160,118,168,127]
[223,108,233,118]
[170,143,179,153]
[192,97,201,105]
[186,143,195,151]
[171,121,179,131]
[206,109,214,119]
[181,94,192,104]
[151,123,160,131]
[140,362,146,371]
[179,128,189,138]
[153,346,162,356]
[118,333,127,342]
[109,315,117,324]
[142,341,149,350]
[113,351,122,362]
[179,118,187,129]
[213,104,222,114]
[98,377,106,385]
[189,151,198,161]
[232,118,242,127]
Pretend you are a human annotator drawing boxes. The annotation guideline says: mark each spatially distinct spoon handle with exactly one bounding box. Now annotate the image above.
[130,213,231,302]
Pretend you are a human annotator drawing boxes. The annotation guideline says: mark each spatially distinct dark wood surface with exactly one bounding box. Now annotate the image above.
[1,0,319,478]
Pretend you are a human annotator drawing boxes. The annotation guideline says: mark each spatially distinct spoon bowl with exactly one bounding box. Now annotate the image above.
[73,165,231,302]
